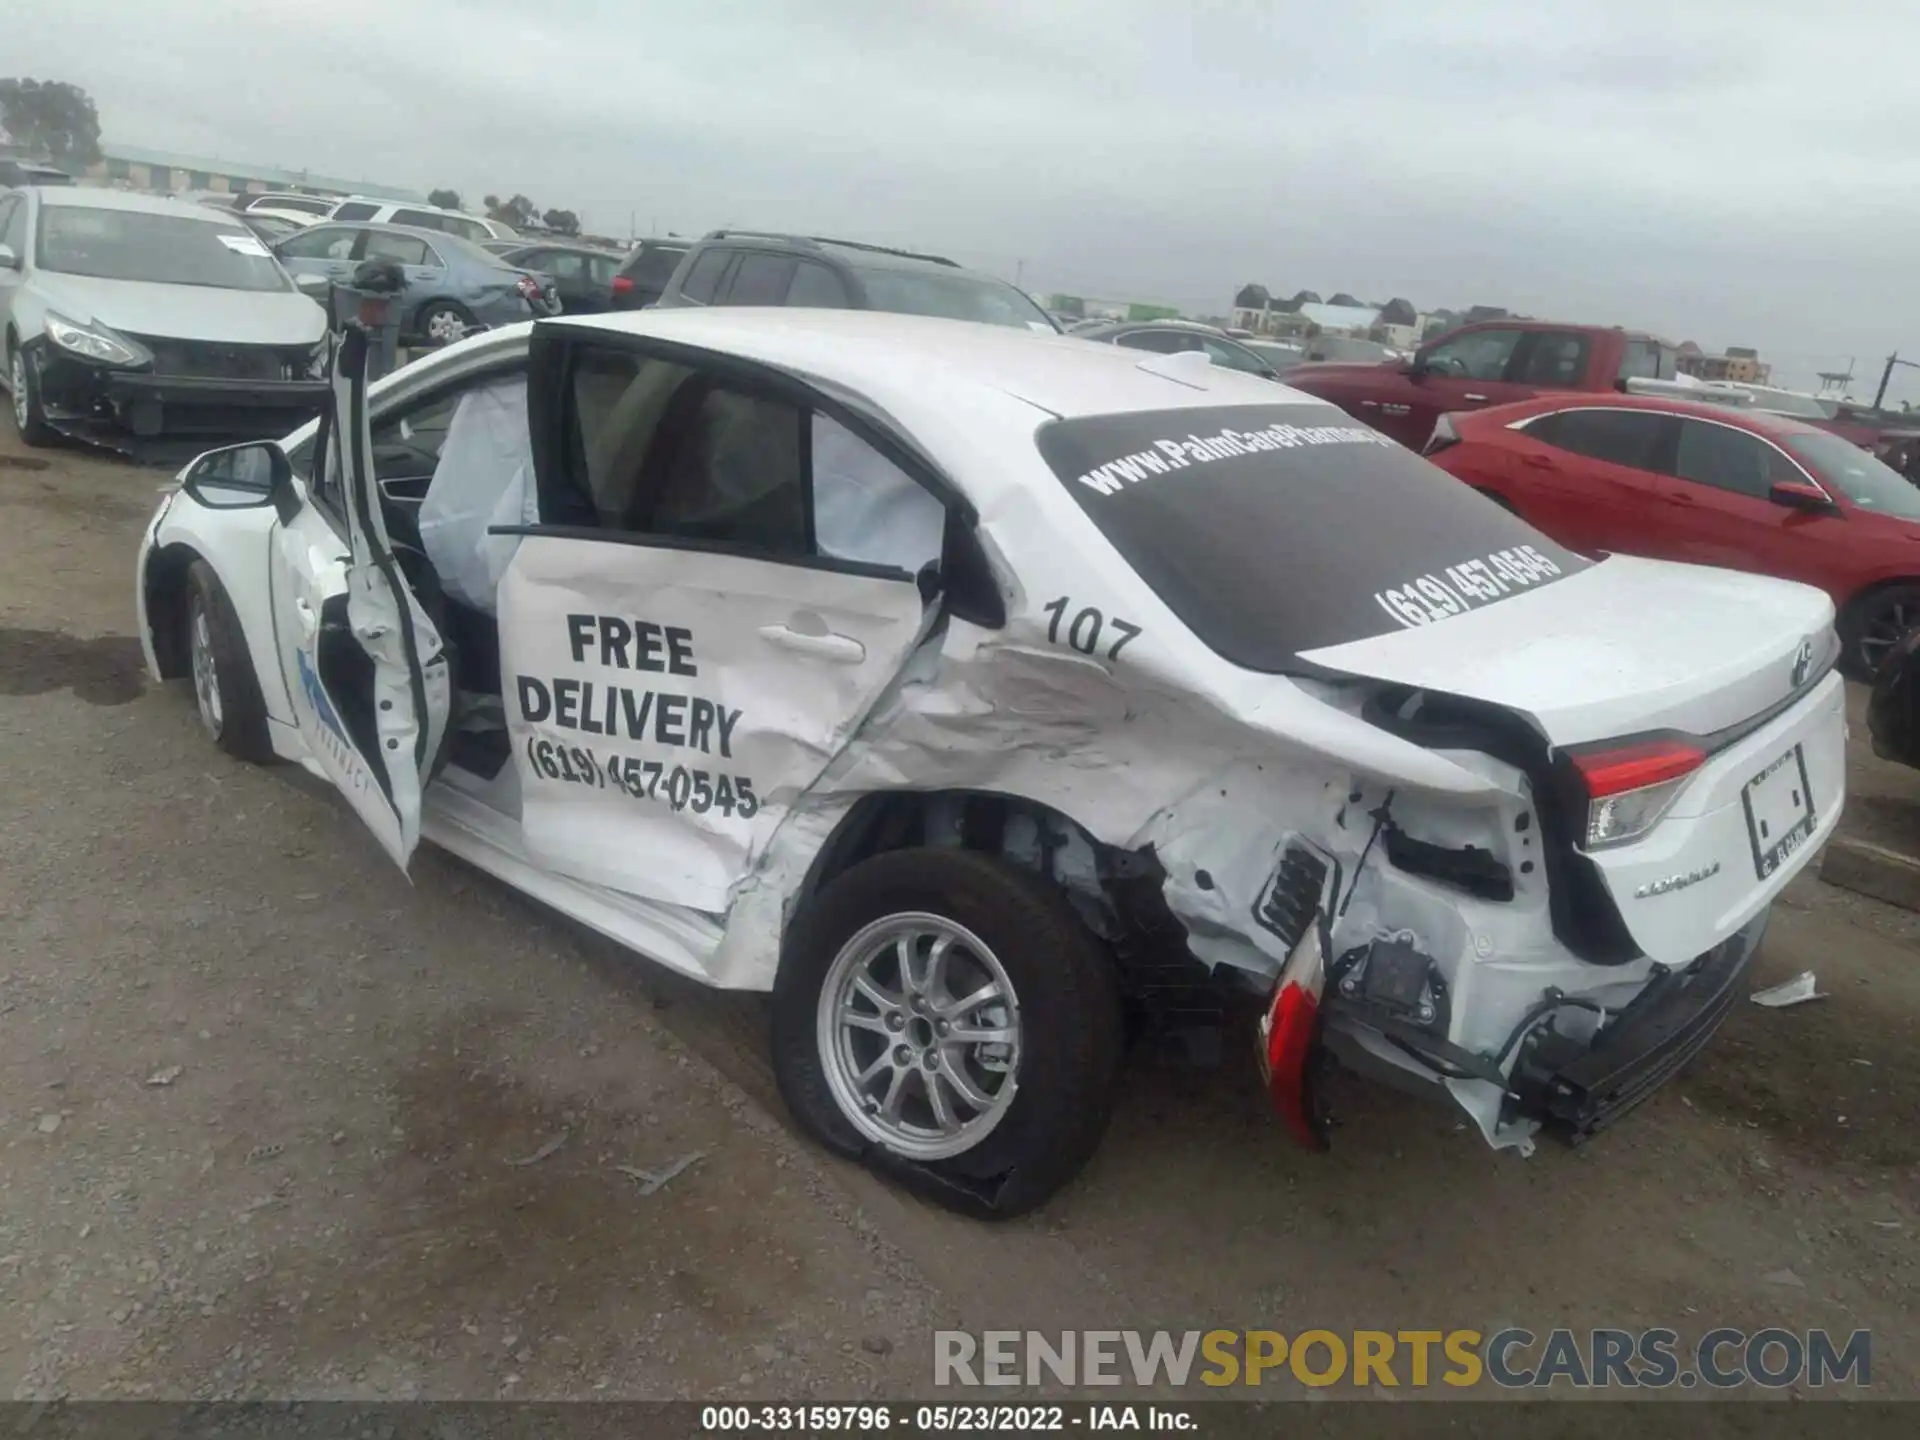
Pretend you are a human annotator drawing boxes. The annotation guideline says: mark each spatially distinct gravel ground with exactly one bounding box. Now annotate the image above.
[0,425,1914,1410]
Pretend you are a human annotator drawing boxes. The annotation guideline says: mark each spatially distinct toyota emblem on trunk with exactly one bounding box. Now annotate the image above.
[1791,638,1814,688]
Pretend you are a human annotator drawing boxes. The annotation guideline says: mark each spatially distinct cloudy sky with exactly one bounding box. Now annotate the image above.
[12,0,1920,396]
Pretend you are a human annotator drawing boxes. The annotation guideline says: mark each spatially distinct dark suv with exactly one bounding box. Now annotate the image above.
[608,239,692,310]
[653,231,1059,332]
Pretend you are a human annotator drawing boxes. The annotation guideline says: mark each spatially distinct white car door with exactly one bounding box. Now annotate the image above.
[493,339,949,913]
[268,327,451,870]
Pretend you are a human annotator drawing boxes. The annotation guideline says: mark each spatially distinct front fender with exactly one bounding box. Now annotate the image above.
[144,487,290,725]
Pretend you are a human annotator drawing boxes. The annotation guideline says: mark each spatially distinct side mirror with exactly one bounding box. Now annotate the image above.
[293,272,330,299]
[0,243,18,271]
[180,440,289,510]
[1769,481,1836,514]
[1405,358,1430,379]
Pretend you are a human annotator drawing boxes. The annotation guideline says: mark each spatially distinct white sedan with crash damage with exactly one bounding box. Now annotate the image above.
[134,309,1847,1216]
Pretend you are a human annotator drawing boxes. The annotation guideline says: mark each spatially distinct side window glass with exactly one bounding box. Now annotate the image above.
[1116,330,1195,355]
[1421,328,1522,381]
[1512,332,1590,387]
[0,197,23,253]
[722,253,797,306]
[677,248,731,303]
[1616,340,1663,383]
[1674,421,1781,499]
[588,255,620,286]
[362,231,430,266]
[1529,410,1665,470]
[332,202,379,222]
[281,227,356,261]
[1201,336,1269,374]
[787,261,850,307]
[812,412,945,575]
[391,209,443,231]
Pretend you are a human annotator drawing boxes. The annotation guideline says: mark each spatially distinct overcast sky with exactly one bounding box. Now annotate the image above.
[12,0,1920,397]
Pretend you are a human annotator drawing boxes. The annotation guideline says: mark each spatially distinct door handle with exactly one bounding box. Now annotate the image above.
[759,625,866,664]
[1666,493,1697,507]
[293,596,319,635]
[1523,452,1557,470]
[1463,393,1490,403]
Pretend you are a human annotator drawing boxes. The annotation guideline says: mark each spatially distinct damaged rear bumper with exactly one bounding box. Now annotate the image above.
[1505,907,1766,1143]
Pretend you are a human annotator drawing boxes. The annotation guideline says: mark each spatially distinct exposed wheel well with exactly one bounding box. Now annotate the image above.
[795,790,1233,1042]
[144,542,202,680]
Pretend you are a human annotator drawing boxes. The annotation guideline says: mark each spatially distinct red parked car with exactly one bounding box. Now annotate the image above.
[1425,393,1920,676]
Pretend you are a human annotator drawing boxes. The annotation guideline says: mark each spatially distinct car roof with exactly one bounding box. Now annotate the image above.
[548,307,1308,421]
[1079,319,1228,338]
[1510,391,1828,439]
[39,187,246,223]
[695,230,967,275]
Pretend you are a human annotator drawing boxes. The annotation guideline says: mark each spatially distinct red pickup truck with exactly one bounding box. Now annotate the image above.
[1284,321,1678,449]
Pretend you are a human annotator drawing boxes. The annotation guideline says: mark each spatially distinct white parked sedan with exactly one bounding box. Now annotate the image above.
[1,187,329,452]
[135,309,1847,1216]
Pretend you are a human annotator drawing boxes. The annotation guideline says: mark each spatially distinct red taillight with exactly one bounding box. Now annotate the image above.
[610,275,634,295]
[1262,982,1326,1150]
[515,275,540,301]
[1570,739,1705,799]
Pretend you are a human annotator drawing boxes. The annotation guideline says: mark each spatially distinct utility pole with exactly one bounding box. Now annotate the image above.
[1872,353,1920,411]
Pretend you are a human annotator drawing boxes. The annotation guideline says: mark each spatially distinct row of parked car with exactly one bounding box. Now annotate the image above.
[9,175,1920,691]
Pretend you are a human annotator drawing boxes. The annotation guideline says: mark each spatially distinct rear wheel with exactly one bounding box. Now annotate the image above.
[186,560,274,763]
[1841,583,1920,679]
[8,340,55,447]
[771,848,1123,1218]
[416,301,475,346]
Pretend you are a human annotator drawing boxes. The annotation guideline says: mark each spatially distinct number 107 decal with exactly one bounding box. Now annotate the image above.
[1042,597,1142,661]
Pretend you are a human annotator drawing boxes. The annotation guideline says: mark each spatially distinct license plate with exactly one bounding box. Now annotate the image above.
[1741,744,1815,880]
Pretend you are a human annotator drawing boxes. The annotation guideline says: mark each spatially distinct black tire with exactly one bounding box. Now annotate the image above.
[185,560,275,763]
[771,847,1124,1219]
[7,337,55,447]
[415,300,476,347]
[1840,582,1920,680]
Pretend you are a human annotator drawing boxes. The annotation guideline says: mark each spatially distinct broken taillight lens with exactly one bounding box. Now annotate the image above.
[1258,926,1329,1151]
[1569,738,1705,849]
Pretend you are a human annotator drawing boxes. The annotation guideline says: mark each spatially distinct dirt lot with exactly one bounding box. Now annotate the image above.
[1,423,1915,1408]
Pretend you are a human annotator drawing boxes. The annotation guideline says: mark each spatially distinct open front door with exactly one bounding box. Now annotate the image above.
[269,326,451,870]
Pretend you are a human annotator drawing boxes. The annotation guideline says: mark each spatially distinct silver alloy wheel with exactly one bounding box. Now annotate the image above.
[817,912,1022,1161]
[426,308,466,344]
[10,350,26,432]
[189,597,224,737]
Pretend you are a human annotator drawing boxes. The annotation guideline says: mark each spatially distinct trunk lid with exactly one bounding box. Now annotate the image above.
[1308,553,1846,966]
[1301,553,1835,747]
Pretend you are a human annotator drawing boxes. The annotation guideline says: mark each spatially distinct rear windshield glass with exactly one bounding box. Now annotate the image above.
[37,206,290,292]
[853,267,1056,331]
[1036,404,1589,668]
[625,245,687,285]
